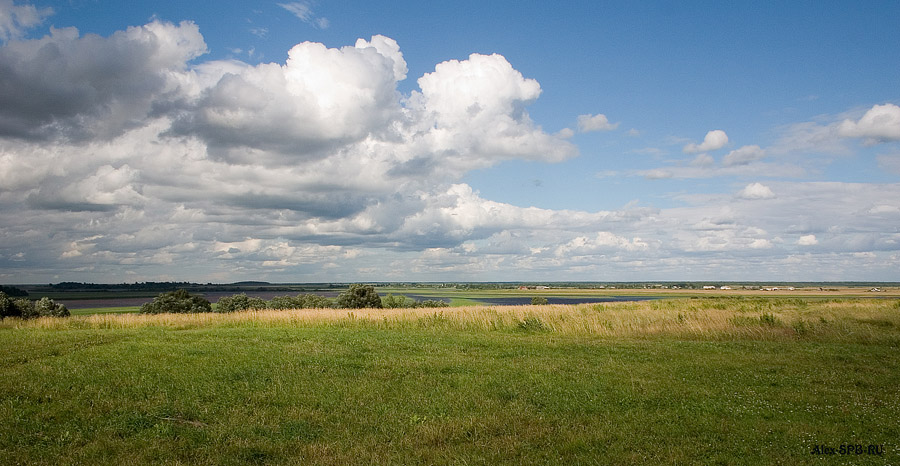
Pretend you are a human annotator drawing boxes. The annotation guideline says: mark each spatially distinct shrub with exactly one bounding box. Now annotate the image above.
[335,284,382,309]
[34,297,70,317]
[531,296,549,305]
[759,313,780,326]
[0,293,69,318]
[267,294,333,309]
[215,294,266,313]
[13,298,37,319]
[0,292,14,318]
[415,299,449,308]
[139,290,211,314]
[518,316,547,332]
[381,294,412,309]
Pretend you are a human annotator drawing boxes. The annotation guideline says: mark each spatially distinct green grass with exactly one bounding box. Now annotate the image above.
[1,298,899,465]
[68,306,141,315]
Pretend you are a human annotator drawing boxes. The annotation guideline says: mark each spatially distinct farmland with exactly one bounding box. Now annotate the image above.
[2,297,898,465]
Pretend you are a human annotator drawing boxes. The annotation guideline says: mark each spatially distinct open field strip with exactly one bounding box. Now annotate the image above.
[2,298,899,465]
[68,306,141,316]
[7,297,900,342]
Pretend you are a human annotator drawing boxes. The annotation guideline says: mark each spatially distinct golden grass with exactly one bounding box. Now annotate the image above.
[3,298,898,342]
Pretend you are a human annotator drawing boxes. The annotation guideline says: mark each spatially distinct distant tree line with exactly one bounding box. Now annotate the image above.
[0,292,69,319]
[139,285,450,315]
[0,285,28,297]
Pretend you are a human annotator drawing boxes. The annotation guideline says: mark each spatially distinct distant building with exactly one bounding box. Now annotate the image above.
[703,286,716,290]
[720,286,731,290]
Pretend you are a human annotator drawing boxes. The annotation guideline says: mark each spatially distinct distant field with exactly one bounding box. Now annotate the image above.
[2,297,898,464]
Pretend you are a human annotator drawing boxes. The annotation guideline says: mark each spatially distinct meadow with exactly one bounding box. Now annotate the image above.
[1,297,898,465]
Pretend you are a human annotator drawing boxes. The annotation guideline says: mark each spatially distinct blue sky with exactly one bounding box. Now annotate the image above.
[1,0,899,283]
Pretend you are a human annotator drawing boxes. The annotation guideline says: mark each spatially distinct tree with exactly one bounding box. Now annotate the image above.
[1,293,69,318]
[531,296,549,305]
[34,297,70,317]
[215,293,266,313]
[0,285,28,297]
[267,294,333,310]
[13,298,37,319]
[335,284,382,309]
[381,293,412,309]
[139,289,211,314]
[0,292,15,318]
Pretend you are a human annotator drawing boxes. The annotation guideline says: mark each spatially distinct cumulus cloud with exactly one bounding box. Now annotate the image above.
[737,183,775,200]
[577,113,618,132]
[0,23,588,281]
[0,0,52,42]
[798,234,818,246]
[169,35,407,161]
[683,130,728,153]
[837,103,900,143]
[0,20,207,141]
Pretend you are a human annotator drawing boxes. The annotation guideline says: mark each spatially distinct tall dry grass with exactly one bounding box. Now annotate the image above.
[2,298,898,342]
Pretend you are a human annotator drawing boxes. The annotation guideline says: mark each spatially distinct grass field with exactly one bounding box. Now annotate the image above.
[2,297,898,465]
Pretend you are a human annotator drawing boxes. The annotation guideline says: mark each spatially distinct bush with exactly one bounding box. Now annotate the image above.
[381,294,412,309]
[139,290,211,314]
[34,297,70,317]
[335,284,382,309]
[0,292,14,318]
[415,299,449,308]
[267,294,333,309]
[518,316,548,332]
[14,298,37,319]
[215,294,266,313]
[531,296,549,305]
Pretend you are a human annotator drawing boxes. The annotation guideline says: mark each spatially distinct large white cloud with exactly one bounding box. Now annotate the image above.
[169,35,407,161]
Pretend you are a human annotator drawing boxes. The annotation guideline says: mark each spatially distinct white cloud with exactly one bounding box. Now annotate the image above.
[169,35,407,161]
[749,239,773,249]
[837,103,900,143]
[774,103,900,155]
[797,235,818,246]
[722,145,766,166]
[0,20,207,141]
[0,0,52,41]
[2,16,900,282]
[278,2,329,29]
[683,130,728,153]
[577,113,619,132]
[691,153,714,167]
[737,183,775,200]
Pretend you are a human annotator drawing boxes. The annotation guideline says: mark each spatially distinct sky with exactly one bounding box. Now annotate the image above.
[1,0,899,284]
